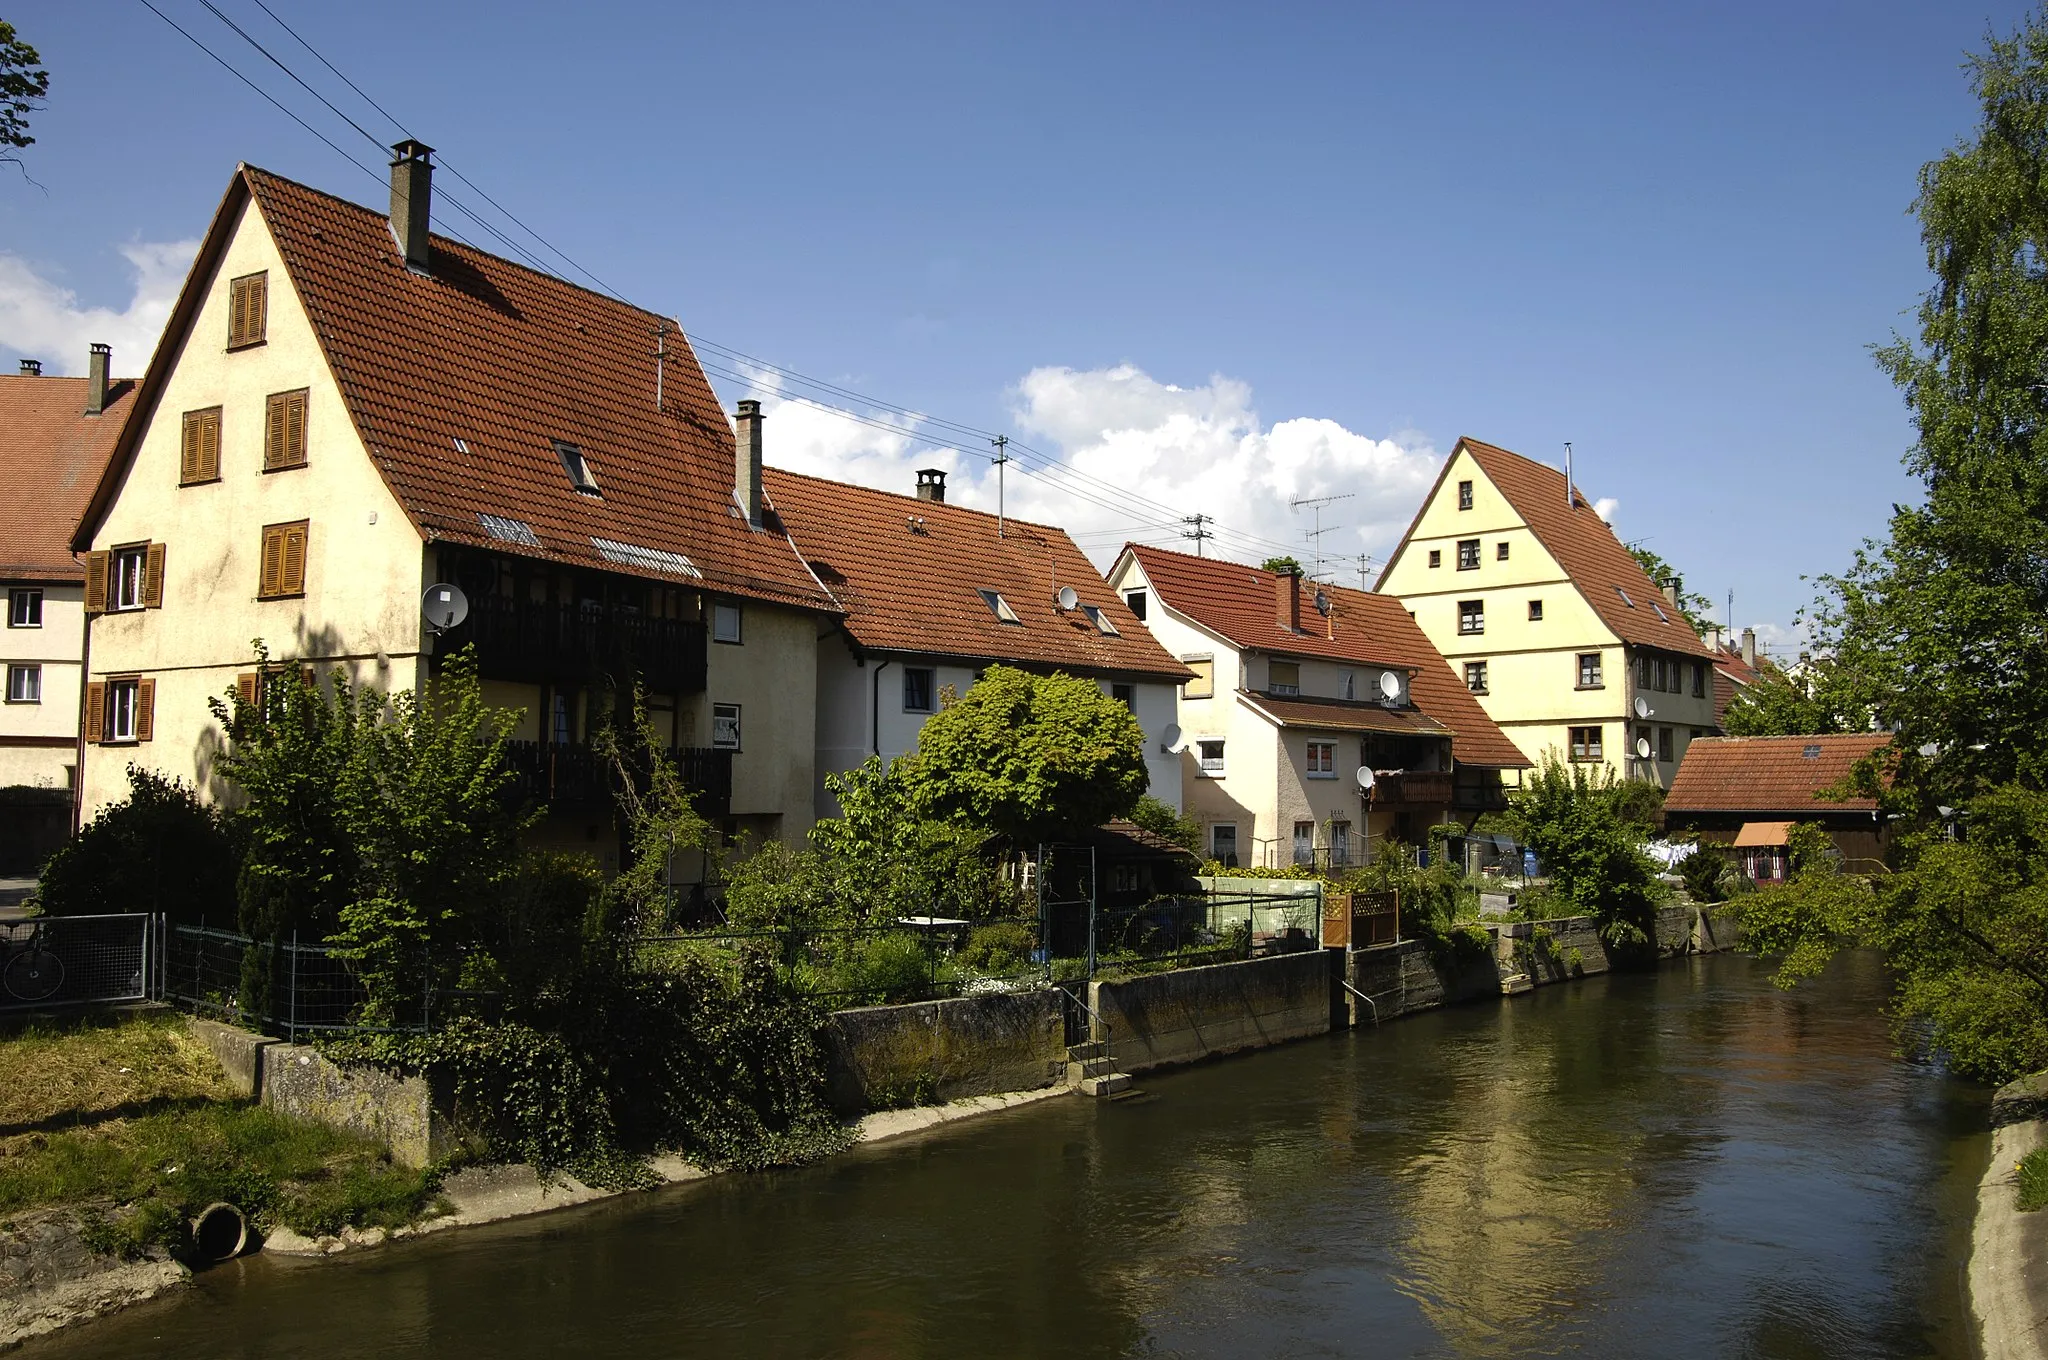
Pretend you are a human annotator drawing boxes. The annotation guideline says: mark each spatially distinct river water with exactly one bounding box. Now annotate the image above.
[33,952,1989,1359]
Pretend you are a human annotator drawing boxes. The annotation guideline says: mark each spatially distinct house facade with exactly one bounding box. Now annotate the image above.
[70,147,838,864]
[1377,437,1720,785]
[764,467,1190,819]
[1107,545,1528,870]
[1664,733,1893,879]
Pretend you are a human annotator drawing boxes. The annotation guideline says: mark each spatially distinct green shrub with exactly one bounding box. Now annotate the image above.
[36,767,239,926]
[955,921,1035,976]
[829,932,933,1005]
[1679,845,1727,903]
[1127,794,1201,852]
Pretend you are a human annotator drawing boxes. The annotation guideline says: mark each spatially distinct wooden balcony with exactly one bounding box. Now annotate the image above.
[1370,771,1454,806]
[442,594,708,693]
[503,740,732,819]
[1452,775,1511,811]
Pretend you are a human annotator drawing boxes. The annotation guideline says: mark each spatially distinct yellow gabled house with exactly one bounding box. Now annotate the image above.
[1376,437,1719,784]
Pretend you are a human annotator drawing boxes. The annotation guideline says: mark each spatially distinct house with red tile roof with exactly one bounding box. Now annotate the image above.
[1664,733,1894,878]
[1376,437,1720,786]
[69,145,839,857]
[1107,544,1529,870]
[0,349,140,863]
[765,466,1192,818]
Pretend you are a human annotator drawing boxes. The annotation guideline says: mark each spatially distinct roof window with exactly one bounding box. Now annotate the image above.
[1802,744,1823,759]
[1080,604,1119,636]
[554,440,600,496]
[978,589,1022,625]
[1650,601,1671,623]
[1615,586,1634,608]
[479,512,542,547]
[592,537,703,579]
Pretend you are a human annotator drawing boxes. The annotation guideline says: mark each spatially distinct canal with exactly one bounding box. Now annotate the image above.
[32,952,1989,1359]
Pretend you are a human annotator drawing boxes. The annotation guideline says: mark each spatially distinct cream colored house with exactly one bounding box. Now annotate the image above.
[1108,545,1528,869]
[71,146,839,864]
[1376,437,1719,784]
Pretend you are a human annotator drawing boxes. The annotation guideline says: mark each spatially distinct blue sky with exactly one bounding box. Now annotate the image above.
[1,1,2029,651]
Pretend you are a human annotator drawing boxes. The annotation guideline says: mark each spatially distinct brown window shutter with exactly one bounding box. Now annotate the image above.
[265,393,285,470]
[281,522,308,594]
[83,681,105,743]
[83,551,108,615]
[287,390,307,466]
[228,277,246,347]
[258,525,284,598]
[181,411,202,483]
[135,678,156,742]
[200,409,220,480]
[143,543,166,608]
[237,672,259,708]
[251,274,267,342]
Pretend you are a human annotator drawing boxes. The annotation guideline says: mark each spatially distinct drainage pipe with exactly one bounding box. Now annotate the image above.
[190,1202,248,1264]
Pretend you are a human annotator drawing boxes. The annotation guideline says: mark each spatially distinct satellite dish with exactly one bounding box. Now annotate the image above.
[1633,696,1652,719]
[1635,736,1652,759]
[1356,767,1376,791]
[1378,671,1402,701]
[1313,589,1331,616]
[422,583,469,632]
[1159,723,1183,754]
[1056,585,1079,611]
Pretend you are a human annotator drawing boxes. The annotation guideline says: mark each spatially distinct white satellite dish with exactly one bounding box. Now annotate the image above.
[1159,723,1183,754]
[1635,736,1652,759]
[1056,585,1079,611]
[1633,696,1652,719]
[1356,766,1376,791]
[422,583,469,631]
[1378,670,1402,701]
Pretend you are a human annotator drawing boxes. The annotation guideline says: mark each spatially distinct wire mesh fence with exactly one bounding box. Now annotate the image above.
[0,914,158,1011]
[164,925,431,1042]
[1082,882,1327,979]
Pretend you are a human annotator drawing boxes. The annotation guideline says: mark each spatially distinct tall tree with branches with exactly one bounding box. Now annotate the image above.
[0,21,49,179]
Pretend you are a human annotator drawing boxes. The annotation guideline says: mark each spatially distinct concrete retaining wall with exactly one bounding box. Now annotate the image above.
[1498,915,1611,984]
[824,990,1065,1116]
[259,1043,453,1170]
[1089,949,1332,1074]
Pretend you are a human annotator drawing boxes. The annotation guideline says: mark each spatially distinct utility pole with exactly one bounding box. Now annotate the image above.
[1355,554,1374,590]
[991,435,1009,538]
[1181,513,1213,556]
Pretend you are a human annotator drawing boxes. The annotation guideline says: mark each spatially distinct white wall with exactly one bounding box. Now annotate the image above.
[0,581,84,789]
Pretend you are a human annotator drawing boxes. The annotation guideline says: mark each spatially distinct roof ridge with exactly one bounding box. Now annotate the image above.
[766,465,1065,540]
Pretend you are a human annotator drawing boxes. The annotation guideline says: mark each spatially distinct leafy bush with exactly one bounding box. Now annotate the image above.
[828,932,933,1005]
[1678,845,1728,903]
[1502,756,1666,948]
[955,921,1035,976]
[36,767,239,926]
[1127,794,1201,852]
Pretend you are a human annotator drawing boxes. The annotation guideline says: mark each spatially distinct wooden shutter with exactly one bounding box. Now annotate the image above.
[265,393,286,469]
[82,681,104,743]
[265,391,308,469]
[83,551,108,615]
[181,411,203,483]
[237,673,259,707]
[280,522,308,595]
[134,678,155,742]
[142,543,165,608]
[199,409,220,480]
[228,277,247,347]
[250,274,267,342]
[258,525,285,598]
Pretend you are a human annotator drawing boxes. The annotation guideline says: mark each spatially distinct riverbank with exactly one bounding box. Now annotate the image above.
[1974,1075,2048,1360]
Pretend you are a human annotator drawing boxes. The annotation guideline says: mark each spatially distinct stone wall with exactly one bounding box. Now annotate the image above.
[824,990,1065,1116]
[1497,915,1612,984]
[259,1043,454,1170]
[1089,949,1333,1074]
[1347,938,1501,1023]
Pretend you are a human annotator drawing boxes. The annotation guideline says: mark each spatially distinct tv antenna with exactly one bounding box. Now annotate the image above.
[1181,513,1214,556]
[1564,441,1574,508]
[1290,493,1354,580]
[991,435,1010,539]
[651,320,673,411]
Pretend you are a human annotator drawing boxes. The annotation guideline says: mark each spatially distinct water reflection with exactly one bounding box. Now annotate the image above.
[29,954,1983,1360]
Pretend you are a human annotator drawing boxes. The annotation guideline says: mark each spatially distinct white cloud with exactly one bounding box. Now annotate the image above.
[1593,496,1619,523]
[755,361,1440,578]
[0,241,198,376]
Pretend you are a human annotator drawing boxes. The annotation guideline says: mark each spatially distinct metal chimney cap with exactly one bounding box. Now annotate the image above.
[390,138,435,162]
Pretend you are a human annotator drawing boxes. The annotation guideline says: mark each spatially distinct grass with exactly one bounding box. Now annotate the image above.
[2018,1145,2048,1212]
[0,1012,445,1253]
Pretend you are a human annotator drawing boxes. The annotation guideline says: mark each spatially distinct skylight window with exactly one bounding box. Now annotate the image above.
[1080,604,1120,636]
[978,588,1022,624]
[554,439,600,495]
[1802,744,1823,759]
[479,512,542,547]
[1615,586,1635,608]
[592,537,703,578]
[1651,601,1671,623]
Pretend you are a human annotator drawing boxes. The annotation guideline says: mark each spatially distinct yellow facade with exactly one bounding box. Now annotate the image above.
[1378,445,1717,783]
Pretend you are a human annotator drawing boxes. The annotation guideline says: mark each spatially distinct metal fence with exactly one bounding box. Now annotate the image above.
[0,913,159,1011]
[164,925,431,1042]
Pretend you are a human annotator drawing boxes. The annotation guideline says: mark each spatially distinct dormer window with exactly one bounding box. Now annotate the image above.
[978,589,1021,624]
[554,440,600,495]
[1080,604,1119,636]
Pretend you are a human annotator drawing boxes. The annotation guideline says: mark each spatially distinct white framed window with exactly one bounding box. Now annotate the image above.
[5,664,39,703]
[113,547,147,611]
[1458,599,1484,635]
[7,588,41,628]
[903,667,935,713]
[1292,821,1315,867]
[107,678,139,742]
[1306,740,1336,777]
[1123,588,1147,620]
[712,602,742,644]
[1197,738,1226,777]
[1331,820,1352,868]
[1210,822,1239,866]
[712,702,741,750]
[1269,660,1300,696]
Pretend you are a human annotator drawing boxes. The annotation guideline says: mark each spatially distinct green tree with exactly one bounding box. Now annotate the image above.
[1260,555,1304,575]
[1127,792,1200,852]
[35,767,239,926]
[1720,660,1855,736]
[1626,545,1714,635]
[0,20,48,176]
[1502,756,1665,946]
[899,665,1148,845]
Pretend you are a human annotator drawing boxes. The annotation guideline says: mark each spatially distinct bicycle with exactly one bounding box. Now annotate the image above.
[1,919,65,1003]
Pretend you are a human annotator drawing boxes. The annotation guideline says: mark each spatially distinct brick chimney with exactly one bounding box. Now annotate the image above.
[389,139,435,273]
[1662,574,1680,608]
[1274,565,1302,633]
[734,399,764,528]
[1740,627,1756,669]
[17,359,40,376]
[915,469,947,503]
[85,344,110,416]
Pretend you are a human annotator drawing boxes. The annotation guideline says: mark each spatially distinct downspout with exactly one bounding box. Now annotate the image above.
[871,658,893,757]
[72,594,90,835]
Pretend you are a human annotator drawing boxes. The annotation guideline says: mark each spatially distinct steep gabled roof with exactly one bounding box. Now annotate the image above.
[1124,543,1528,767]
[0,373,140,581]
[1665,733,1891,815]
[766,469,1187,680]
[1380,436,1715,659]
[1710,640,1766,726]
[75,165,834,613]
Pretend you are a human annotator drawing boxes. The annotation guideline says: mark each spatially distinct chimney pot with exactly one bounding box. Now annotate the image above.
[1274,565,1302,633]
[86,343,110,416]
[388,139,436,273]
[17,359,41,376]
[915,468,947,503]
[1740,626,1756,669]
[1661,574,1680,608]
[734,400,764,528]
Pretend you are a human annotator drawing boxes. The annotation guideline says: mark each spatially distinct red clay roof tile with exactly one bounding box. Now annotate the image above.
[0,375,139,581]
[1665,733,1891,814]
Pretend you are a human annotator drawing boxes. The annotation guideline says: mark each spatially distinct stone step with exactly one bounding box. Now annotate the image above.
[1065,1041,1105,1062]
[1079,1073,1131,1098]
[1066,1057,1118,1083]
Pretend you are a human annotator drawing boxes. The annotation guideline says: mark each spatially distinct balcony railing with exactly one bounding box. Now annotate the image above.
[1370,771,1455,806]
[502,740,732,819]
[443,594,708,692]
[1452,776,1511,811]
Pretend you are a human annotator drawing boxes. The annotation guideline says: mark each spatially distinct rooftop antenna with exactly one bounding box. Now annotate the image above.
[1181,513,1213,556]
[1291,492,1354,579]
[1563,441,1574,508]
[651,321,672,411]
[990,435,1010,538]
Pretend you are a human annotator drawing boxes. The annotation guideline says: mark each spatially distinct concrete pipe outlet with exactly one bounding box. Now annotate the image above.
[190,1202,249,1264]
